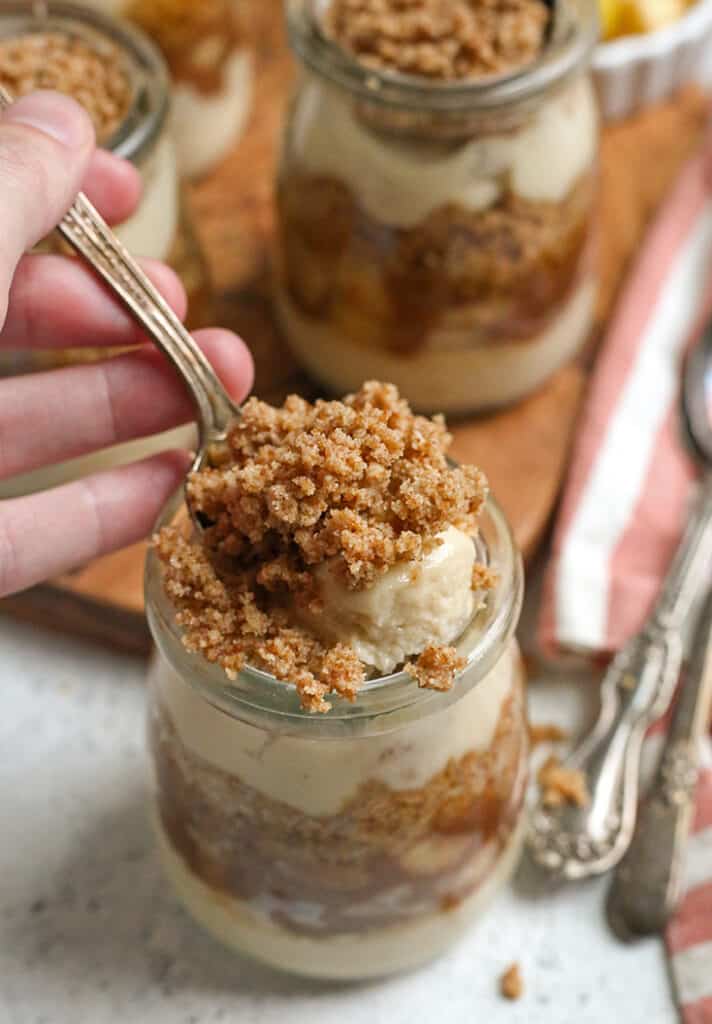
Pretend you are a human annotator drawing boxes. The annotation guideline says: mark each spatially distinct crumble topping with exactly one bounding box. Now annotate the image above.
[405,645,465,692]
[0,32,131,143]
[156,382,491,712]
[500,962,524,1000]
[324,0,550,80]
[472,563,498,591]
[537,755,589,808]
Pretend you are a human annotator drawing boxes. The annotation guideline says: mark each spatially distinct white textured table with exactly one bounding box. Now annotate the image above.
[0,609,677,1024]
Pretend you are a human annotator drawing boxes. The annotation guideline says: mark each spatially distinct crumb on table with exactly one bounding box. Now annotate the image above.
[500,962,524,1000]
[537,755,589,808]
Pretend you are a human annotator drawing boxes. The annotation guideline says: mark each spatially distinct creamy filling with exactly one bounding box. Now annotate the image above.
[275,275,596,415]
[151,639,519,817]
[153,810,526,979]
[170,51,253,178]
[289,75,598,228]
[299,525,477,673]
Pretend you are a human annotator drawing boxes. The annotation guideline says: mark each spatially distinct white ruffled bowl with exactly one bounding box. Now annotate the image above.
[592,0,712,119]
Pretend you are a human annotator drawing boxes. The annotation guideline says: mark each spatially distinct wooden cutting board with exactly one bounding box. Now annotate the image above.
[0,6,708,654]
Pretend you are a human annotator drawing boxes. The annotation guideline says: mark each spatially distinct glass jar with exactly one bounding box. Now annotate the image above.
[145,493,527,979]
[0,1,211,366]
[0,2,207,488]
[80,0,254,178]
[275,0,599,416]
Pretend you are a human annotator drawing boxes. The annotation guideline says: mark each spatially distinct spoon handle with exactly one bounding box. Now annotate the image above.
[528,474,712,881]
[606,580,712,938]
[0,85,238,455]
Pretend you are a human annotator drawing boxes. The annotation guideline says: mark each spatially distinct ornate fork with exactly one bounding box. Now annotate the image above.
[527,473,712,881]
[0,85,241,513]
[606,584,712,936]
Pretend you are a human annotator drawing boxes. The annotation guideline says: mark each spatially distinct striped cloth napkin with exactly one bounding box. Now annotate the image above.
[538,142,712,1022]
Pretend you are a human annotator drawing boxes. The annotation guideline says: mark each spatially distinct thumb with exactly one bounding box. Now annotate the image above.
[0,90,95,328]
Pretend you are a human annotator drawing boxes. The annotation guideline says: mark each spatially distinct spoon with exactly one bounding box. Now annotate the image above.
[0,85,241,529]
[527,327,712,882]
[605,327,712,936]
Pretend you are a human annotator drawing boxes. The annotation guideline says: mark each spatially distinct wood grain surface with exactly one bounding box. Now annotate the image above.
[1,7,708,653]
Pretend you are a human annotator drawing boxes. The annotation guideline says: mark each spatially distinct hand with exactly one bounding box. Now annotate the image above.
[0,92,254,598]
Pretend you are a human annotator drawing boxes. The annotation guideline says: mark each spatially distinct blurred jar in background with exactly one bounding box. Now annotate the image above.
[0,2,205,493]
[275,0,600,416]
[0,1,211,372]
[83,0,254,178]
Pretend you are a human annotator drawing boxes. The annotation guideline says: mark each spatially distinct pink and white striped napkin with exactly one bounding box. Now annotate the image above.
[538,142,712,1022]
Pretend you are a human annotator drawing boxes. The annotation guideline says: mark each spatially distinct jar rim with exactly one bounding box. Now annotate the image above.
[0,0,169,164]
[286,0,599,112]
[145,490,524,734]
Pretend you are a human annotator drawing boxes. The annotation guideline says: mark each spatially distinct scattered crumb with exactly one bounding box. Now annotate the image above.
[404,644,466,692]
[538,755,589,808]
[156,383,489,712]
[500,962,524,1000]
[0,31,131,142]
[324,0,549,80]
[472,563,498,592]
[528,722,569,747]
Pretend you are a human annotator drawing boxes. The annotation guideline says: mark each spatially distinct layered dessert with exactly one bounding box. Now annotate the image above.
[84,0,254,177]
[148,382,527,978]
[275,0,598,414]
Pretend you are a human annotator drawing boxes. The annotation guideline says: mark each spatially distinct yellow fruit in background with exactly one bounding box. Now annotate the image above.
[599,0,623,38]
[618,0,687,32]
[599,0,688,37]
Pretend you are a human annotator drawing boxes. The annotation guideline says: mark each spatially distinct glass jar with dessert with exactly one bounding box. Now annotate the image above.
[145,382,527,979]
[80,0,254,178]
[0,1,211,373]
[275,0,600,415]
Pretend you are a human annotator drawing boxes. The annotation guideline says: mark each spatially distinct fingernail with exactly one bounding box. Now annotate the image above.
[2,90,92,148]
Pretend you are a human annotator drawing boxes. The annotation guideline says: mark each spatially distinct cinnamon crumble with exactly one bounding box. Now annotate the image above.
[324,0,550,80]
[537,755,589,808]
[0,32,131,142]
[156,382,492,712]
[405,645,465,692]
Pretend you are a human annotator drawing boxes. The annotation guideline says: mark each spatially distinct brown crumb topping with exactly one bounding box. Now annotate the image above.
[0,32,131,143]
[405,645,465,692]
[537,755,589,808]
[500,962,524,1000]
[324,0,549,80]
[156,382,490,712]
[472,563,498,591]
[528,721,568,747]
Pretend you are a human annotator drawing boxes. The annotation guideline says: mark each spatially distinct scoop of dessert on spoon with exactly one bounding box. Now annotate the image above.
[0,84,241,533]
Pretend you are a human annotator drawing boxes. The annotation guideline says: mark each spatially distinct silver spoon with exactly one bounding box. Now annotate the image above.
[527,327,712,882]
[606,584,712,938]
[0,85,241,527]
[605,329,712,936]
